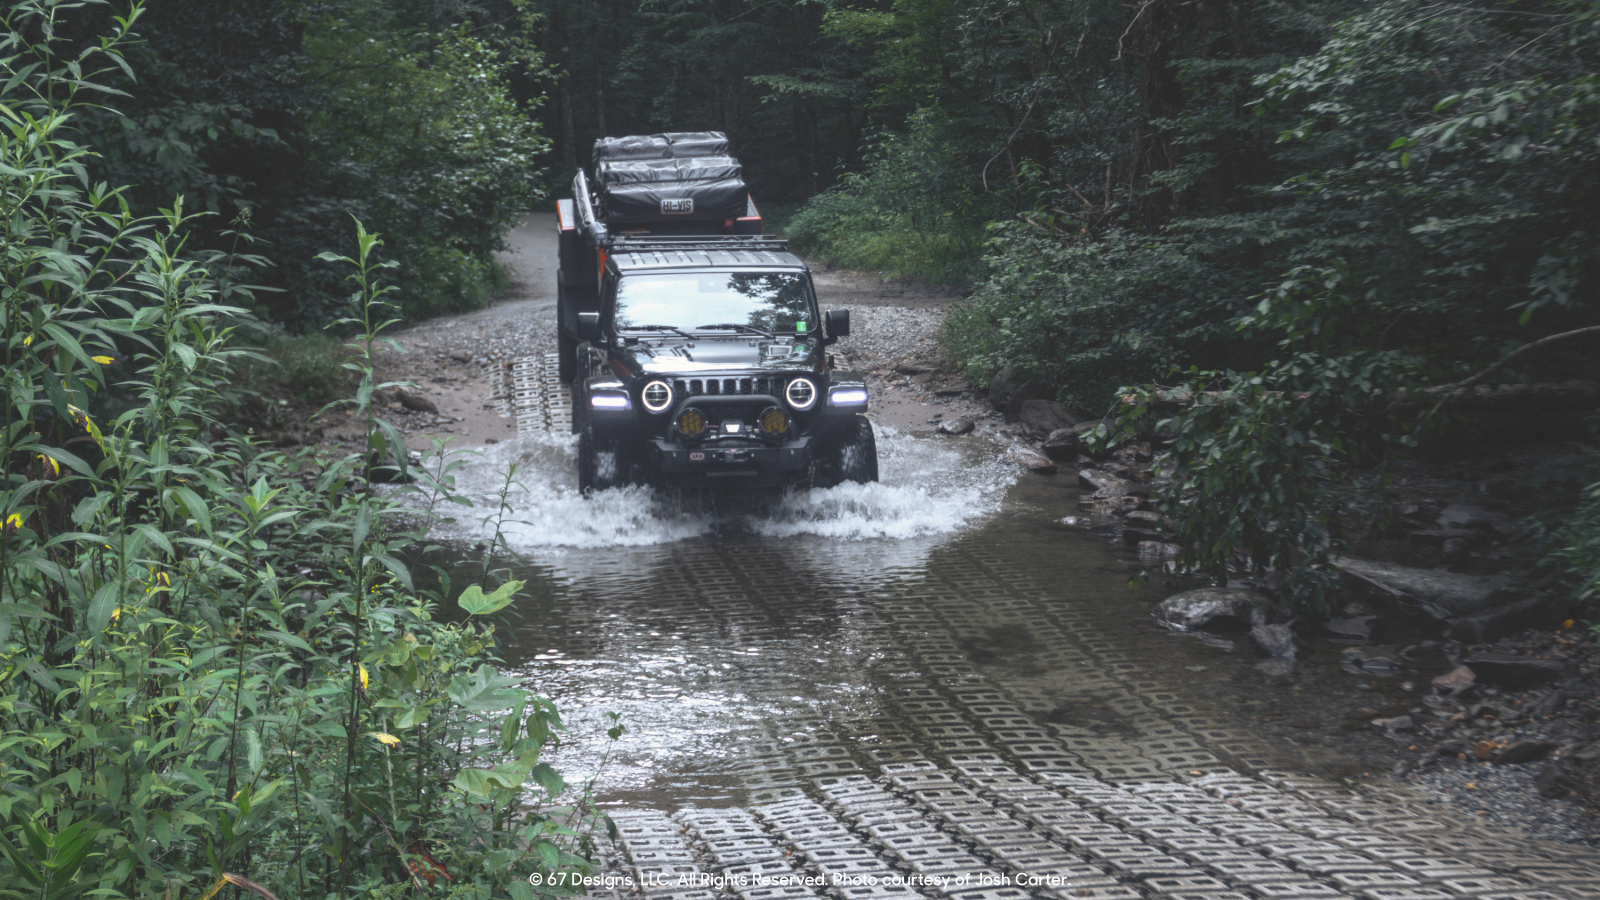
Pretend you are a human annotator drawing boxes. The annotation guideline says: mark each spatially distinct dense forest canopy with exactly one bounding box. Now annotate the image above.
[47,0,1600,375]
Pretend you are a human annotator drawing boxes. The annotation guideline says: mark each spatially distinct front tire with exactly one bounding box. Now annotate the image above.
[578,425,626,495]
[815,415,878,487]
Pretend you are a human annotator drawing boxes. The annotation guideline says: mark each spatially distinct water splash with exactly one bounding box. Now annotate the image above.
[424,423,1015,551]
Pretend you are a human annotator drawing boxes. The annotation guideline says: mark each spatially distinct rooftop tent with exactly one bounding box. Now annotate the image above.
[589,132,747,224]
[663,132,729,158]
[592,131,731,162]
[600,177,748,222]
[597,156,743,186]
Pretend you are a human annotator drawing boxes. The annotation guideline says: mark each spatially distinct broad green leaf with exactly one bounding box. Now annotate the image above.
[169,485,212,533]
[457,579,524,616]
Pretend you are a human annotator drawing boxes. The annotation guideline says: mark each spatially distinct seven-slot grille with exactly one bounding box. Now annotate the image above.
[672,376,783,397]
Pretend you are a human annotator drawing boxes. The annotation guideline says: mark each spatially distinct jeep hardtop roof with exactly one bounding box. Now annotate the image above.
[610,249,805,272]
[605,237,806,273]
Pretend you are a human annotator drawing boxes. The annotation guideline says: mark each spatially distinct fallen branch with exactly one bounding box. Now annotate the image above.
[1409,325,1600,436]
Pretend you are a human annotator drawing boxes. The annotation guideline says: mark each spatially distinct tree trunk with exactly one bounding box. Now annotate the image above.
[1127,0,1183,229]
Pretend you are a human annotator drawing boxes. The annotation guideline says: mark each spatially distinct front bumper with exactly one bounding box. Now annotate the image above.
[649,435,817,487]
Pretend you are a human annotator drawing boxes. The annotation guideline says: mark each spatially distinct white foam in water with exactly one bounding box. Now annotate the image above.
[419,423,1015,550]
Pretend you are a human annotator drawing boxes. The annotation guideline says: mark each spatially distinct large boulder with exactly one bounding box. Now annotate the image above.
[1537,740,1600,814]
[936,416,974,436]
[1331,557,1511,620]
[1437,502,1519,539]
[1079,496,1144,516]
[1018,399,1081,438]
[1040,428,1081,461]
[1154,588,1275,632]
[1250,623,1298,659]
[1008,447,1057,474]
[1005,378,1052,423]
[1445,595,1555,645]
[1494,739,1559,766]
[1323,616,1375,641]
[1078,469,1125,495]
[394,387,438,414]
[1078,469,1146,498]
[1463,652,1565,689]
[987,368,1027,407]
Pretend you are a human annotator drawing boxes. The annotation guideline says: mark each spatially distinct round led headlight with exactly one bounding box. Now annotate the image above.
[675,407,707,440]
[758,406,790,438]
[642,379,673,413]
[785,377,817,411]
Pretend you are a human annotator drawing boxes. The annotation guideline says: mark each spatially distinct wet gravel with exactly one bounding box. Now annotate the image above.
[1412,761,1600,845]
[832,306,947,371]
[1391,630,1600,845]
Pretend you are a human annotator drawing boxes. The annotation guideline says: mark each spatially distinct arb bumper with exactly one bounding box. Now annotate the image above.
[650,436,816,487]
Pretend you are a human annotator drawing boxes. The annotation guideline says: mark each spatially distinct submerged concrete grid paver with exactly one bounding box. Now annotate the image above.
[506,471,1600,900]
[604,760,1599,900]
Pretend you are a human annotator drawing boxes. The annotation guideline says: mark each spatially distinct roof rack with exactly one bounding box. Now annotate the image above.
[605,235,790,253]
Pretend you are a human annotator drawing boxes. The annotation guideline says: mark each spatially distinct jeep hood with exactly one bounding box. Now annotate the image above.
[630,338,821,373]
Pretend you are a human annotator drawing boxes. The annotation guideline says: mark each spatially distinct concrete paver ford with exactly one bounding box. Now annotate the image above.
[582,761,1600,900]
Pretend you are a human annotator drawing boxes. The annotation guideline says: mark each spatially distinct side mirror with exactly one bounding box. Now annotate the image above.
[578,312,601,342]
[823,309,850,343]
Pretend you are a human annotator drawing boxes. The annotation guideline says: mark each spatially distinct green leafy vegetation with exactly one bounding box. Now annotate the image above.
[1,4,608,896]
[69,0,550,330]
[230,330,357,409]
[787,116,1001,284]
[764,0,1600,611]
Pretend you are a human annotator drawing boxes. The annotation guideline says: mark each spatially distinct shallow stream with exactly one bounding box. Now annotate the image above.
[423,425,1424,810]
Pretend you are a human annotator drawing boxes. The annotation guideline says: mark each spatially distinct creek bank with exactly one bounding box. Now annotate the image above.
[1394,628,1600,837]
[947,365,1600,836]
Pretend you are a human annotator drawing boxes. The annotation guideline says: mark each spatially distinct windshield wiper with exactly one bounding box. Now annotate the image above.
[695,323,774,339]
[623,325,695,339]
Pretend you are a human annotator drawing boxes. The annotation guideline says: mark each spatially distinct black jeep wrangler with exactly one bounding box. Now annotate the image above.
[569,237,876,493]
[555,132,877,494]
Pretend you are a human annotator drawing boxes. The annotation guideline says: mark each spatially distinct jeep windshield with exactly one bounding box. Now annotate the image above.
[613,272,814,336]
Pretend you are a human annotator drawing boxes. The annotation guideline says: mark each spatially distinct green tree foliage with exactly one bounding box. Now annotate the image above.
[1,5,608,895]
[531,0,875,202]
[787,111,1003,283]
[780,0,1600,608]
[72,0,551,329]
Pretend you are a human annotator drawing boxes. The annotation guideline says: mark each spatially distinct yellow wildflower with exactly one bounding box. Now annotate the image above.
[67,405,104,448]
[92,356,114,365]
[22,334,32,347]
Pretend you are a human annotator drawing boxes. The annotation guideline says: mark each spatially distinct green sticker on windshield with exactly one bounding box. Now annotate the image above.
[796,321,807,333]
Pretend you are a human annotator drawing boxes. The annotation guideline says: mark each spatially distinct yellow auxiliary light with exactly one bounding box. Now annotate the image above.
[675,408,707,440]
[759,407,789,438]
